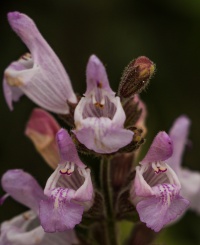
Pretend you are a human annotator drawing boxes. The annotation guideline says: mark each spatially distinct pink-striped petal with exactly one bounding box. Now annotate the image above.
[4,12,77,113]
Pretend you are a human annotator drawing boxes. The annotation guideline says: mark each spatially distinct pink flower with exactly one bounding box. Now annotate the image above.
[130,132,189,232]
[3,12,77,114]
[39,129,94,232]
[73,55,134,153]
[0,169,78,245]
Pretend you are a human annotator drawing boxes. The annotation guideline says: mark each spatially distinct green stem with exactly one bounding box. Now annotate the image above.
[100,157,119,245]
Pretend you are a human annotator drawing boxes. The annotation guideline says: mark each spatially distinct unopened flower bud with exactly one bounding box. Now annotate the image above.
[118,56,155,98]
[25,108,60,169]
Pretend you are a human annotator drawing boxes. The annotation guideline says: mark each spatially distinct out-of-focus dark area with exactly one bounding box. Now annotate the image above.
[0,0,200,244]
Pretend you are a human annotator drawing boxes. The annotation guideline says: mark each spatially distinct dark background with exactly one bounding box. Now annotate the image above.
[0,0,200,244]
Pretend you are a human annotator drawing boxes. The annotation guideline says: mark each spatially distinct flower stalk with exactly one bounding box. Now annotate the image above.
[100,157,119,245]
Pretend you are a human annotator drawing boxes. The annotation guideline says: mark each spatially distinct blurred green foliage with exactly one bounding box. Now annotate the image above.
[0,0,200,244]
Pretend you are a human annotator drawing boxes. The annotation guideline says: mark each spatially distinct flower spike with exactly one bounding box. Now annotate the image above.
[4,12,77,113]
